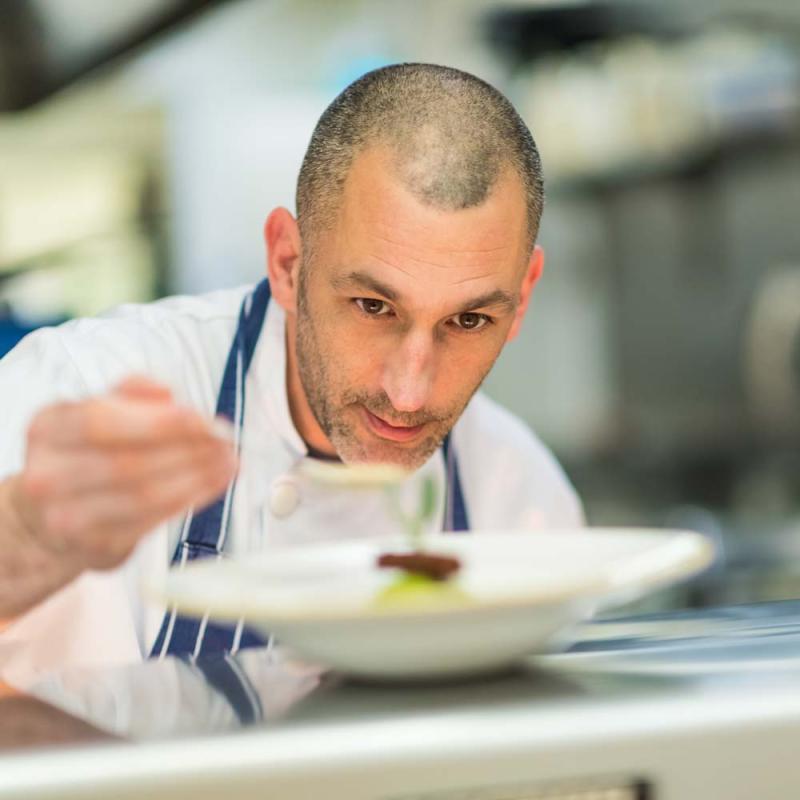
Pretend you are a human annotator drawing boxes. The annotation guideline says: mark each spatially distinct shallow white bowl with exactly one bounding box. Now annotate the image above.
[154,528,714,679]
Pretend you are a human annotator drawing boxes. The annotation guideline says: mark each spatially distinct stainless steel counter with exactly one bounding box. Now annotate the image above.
[3,601,800,800]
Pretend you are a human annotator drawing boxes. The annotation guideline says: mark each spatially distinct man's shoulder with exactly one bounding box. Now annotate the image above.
[454,391,584,528]
[69,285,250,337]
[14,285,255,399]
[61,285,250,351]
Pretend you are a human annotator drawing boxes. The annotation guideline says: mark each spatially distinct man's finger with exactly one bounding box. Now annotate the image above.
[29,398,213,449]
[39,456,236,556]
[24,438,235,499]
[113,376,174,403]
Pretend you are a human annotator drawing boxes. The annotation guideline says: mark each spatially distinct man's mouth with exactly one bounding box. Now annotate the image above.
[361,407,427,443]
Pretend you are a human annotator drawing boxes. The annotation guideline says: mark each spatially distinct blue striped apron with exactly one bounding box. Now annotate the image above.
[150,278,470,659]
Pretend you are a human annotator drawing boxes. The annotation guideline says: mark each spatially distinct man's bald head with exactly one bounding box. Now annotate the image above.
[296,63,544,257]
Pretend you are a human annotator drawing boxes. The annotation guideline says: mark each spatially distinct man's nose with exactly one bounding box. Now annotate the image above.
[381,330,436,413]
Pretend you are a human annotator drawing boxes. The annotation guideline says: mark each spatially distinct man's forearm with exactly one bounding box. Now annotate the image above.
[0,476,82,619]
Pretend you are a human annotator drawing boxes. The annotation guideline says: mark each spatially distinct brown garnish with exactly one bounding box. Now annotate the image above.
[377,551,461,581]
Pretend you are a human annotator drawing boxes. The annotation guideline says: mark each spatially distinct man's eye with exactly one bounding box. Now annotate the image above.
[355,298,392,316]
[452,312,489,331]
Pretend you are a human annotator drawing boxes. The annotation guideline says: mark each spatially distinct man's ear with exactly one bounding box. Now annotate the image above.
[264,207,302,314]
[507,244,544,343]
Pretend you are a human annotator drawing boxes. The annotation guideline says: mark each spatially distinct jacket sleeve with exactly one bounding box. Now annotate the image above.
[0,327,92,481]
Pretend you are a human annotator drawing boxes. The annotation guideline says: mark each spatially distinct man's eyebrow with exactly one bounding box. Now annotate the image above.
[454,289,517,315]
[330,271,400,301]
[330,271,517,314]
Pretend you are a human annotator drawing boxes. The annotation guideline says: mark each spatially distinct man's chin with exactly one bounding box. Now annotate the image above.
[334,433,442,471]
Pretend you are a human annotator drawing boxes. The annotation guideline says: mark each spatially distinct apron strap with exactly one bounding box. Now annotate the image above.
[182,278,272,553]
[151,281,272,659]
[189,653,263,725]
[442,433,470,532]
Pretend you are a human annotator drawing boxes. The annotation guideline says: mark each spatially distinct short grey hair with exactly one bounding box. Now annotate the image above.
[296,63,544,256]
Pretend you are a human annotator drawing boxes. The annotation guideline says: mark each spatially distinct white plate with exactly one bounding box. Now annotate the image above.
[152,528,713,680]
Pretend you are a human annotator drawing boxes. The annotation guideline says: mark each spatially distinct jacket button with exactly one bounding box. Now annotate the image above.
[269,478,300,518]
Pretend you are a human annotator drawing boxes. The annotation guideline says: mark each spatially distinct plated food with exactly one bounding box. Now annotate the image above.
[152,528,714,680]
[375,549,466,609]
[303,461,467,608]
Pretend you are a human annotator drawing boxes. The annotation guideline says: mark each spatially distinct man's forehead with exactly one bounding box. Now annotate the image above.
[326,147,529,273]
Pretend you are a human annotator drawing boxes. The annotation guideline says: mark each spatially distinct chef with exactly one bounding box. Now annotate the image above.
[0,63,583,687]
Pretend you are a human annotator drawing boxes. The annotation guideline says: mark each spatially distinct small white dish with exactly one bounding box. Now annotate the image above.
[152,528,713,680]
[298,459,409,489]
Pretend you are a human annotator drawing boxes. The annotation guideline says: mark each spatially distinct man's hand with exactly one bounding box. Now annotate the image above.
[5,376,236,580]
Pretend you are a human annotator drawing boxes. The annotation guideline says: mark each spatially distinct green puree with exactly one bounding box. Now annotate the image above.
[374,572,470,610]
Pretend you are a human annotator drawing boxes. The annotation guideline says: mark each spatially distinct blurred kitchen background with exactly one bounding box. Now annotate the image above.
[1,0,799,611]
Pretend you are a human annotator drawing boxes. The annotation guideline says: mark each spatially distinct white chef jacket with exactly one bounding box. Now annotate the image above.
[0,284,583,688]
